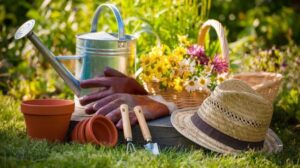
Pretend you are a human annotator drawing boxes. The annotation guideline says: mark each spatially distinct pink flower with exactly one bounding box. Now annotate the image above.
[197,55,209,65]
[187,45,205,56]
[187,45,209,65]
[212,55,228,73]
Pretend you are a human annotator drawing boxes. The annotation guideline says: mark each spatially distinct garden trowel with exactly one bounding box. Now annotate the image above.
[134,106,160,155]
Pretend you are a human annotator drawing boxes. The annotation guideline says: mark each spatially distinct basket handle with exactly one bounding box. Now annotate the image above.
[198,19,229,64]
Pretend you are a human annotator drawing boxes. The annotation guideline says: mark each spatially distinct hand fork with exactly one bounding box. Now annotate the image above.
[120,104,136,153]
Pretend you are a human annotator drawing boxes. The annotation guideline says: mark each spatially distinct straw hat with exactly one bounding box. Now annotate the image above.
[171,79,283,153]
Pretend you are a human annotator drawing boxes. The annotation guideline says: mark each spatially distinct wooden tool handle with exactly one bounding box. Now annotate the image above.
[120,104,132,141]
[134,106,152,141]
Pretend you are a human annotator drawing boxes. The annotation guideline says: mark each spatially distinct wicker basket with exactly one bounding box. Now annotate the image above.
[143,81,210,109]
[142,19,230,109]
[233,72,283,102]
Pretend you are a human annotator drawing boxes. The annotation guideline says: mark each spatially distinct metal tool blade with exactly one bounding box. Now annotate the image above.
[134,106,160,155]
[144,142,160,155]
[120,104,136,153]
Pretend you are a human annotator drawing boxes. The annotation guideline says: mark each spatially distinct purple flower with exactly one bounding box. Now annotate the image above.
[212,55,228,73]
[197,55,209,65]
[187,45,205,56]
[187,45,209,65]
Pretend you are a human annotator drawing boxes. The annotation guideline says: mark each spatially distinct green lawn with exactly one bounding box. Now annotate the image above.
[0,94,299,168]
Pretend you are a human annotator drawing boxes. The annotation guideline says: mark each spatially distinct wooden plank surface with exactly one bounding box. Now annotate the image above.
[118,116,198,149]
[67,116,198,149]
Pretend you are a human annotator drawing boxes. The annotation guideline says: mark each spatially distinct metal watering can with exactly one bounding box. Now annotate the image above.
[14,4,137,97]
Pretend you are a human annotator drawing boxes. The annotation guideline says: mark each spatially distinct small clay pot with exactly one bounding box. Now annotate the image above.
[71,121,80,142]
[72,115,118,147]
[78,119,89,144]
[21,99,74,142]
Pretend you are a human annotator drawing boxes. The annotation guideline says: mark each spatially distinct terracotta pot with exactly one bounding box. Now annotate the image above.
[21,99,74,142]
[78,119,89,144]
[71,121,80,142]
[72,115,118,147]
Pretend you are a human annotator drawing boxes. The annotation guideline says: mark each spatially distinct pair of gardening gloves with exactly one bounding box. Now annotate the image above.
[79,67,169,129]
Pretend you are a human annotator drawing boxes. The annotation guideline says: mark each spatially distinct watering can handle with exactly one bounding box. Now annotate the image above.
[133,29,161,47]
[91,4,125,40]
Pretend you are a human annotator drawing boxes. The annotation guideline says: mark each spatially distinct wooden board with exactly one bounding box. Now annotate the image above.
[67,116,198,149]
[118,116,198,149]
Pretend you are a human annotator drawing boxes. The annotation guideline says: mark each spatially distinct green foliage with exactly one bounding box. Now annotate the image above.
[0,0,299,122]
[1,1,300,166]
[1,0,210,100]
[230,40,300,123]
[210,0,300,46]
[0,94,300,167]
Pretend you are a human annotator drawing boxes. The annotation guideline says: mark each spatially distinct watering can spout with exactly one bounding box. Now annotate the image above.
[14,20,81,96]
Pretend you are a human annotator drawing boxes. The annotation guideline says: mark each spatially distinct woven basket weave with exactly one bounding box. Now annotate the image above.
[143,81,210,109]
[142,19,230,109]
[233,72,283,102]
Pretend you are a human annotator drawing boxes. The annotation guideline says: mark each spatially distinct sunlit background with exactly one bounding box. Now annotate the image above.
[0,0,299,123]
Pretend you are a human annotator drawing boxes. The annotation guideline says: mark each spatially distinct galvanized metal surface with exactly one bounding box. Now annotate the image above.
[14,19,35,40]
[14,4,137,97]
[74,3,136,87]
[14,20,81,96]
[144,142,160,155]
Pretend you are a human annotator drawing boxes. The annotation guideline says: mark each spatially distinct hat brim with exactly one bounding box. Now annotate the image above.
[171,107,283,154]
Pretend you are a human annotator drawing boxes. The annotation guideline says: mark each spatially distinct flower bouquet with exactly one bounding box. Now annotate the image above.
[138,20,230,109]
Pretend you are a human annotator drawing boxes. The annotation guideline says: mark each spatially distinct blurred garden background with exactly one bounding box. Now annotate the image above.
[0,0,300,167]
[1,0,299,124]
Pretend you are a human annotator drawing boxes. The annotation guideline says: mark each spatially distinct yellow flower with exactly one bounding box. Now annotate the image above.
[152,59,169,79]
[160,77,173,88]
[173,46,186,59]
[181,71,191,80]
[149,53,160,62]
[160,44,170,55]
[168,53,180,66]
[174,77,184,92]
[169,70,176,79]
[140,55,152,67]
[150,45,166,57]
[140,68,154,82]
[177,35,191,46]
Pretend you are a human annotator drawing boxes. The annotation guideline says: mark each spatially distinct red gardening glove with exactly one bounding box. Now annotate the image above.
[85,93,169,129]
[79,67,148,106]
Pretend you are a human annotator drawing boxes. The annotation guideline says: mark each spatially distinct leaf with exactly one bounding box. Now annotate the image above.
[26,9,41,20]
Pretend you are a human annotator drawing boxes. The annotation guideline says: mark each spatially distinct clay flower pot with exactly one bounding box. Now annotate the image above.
[72,115,118,147]
[21,99,74,142]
